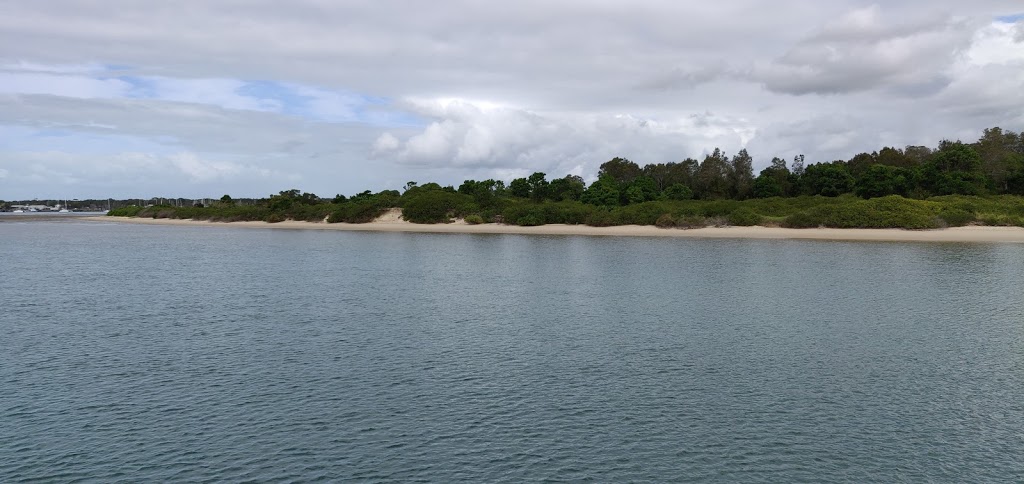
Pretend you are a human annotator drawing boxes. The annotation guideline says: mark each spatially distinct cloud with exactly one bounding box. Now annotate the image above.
[0,71,132,98]
[753,5,975,95]
[1,1,1023,199]
[373,98,757,181]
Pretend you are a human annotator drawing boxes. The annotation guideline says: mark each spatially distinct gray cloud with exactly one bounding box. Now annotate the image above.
[753,6,977,95]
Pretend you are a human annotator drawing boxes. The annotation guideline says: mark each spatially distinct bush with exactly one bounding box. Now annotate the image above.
[782,196,940,229]
[107,206,143,217]
[655,213,676,228]
[676,215,708,229]
[935,208,974,227]
[401,189,473,223]
[327,201,387,223]
[727,208,762,226]
[516,214,545,226]
[266,213,286,223]
[464,214,485,225]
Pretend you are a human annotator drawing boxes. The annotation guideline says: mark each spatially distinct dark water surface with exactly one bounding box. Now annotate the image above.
[2,220,1024,482]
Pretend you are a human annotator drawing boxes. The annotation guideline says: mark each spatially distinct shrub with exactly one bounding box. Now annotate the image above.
[401,189,472,223]
[676,215,708,229]
[327,201,387,223]
[935,208,974,227]
[266,213,286,223]
[516,214,545,226]
[655,213,676,228]
[107,206,143,217]
[782,196,940,229]
[727,208,762,226]
[464,214,485,224]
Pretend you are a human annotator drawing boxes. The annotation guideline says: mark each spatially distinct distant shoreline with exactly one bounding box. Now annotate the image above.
[83,216,1024,243]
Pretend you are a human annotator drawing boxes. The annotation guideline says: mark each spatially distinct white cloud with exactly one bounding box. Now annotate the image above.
[375,98,757,179]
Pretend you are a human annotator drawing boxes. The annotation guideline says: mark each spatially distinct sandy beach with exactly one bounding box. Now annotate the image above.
[81,210,1024,243]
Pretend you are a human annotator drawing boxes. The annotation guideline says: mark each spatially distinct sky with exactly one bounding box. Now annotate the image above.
[0,1,1022,199]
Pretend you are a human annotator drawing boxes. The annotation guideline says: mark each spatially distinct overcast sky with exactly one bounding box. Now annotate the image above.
[1,1,1022,199]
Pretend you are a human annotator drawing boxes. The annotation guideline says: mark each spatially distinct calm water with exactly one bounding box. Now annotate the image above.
[2,219,1024,482]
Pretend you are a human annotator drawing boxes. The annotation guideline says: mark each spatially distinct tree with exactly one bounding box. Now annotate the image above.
[753,173,784,198]
[219,194,235,206]
[623,176,658,204]
[791,154,805,176]
[663,183,693,200]
[332,194,347,204]
[922,141,985,195]
[875,147,914,169]
[854,165,910,198]
[581,174,621,206]
[975,127,1021,192]
[509,177,531,198]
[844,152,874,177]
[643,161,696,192]
[598,157,642,184]
[770,157,787,171]
[694,148,732,199]
[548,175,586,201]
[527,172,550,201]
[728,149,755,199]
[801,162,854,196]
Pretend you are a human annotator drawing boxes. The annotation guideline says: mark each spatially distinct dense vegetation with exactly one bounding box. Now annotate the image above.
[110,127,1024,230]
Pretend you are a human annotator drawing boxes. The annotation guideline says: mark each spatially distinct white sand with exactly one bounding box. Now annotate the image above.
[82,211,1024,243]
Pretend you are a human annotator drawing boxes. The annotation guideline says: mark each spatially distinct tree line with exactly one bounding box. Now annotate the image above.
[110,126,1024,229]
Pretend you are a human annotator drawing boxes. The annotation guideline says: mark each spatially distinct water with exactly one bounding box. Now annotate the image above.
[2,219,1024,482]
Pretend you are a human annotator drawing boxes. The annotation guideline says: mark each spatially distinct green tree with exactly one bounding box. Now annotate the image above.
[801,162,854,196]
[548,175,586,201]
[694,148,732,199]
[854,165,911,198]
[623,176,658,204]
[527,172,550,201]
[509,177,531,198]
[922,141,986,195]
[598,157,642,184]
[728,148,755,199]
[663,183,693,200]
[975,127,1021,193]
[581,174,621,206]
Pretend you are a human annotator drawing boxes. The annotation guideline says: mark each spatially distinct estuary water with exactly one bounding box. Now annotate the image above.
[2,218,1024,482]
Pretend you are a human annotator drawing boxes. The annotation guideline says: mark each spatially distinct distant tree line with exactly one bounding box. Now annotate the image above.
[110,126,1024,229]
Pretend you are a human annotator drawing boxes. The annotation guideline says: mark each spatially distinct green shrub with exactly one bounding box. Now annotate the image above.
[516,214,545,226]
[266,213,286,223]
[676,215,707,229]
[935,208,974,227]
[782,196,940,229]
[401,189,472,223]
[727,208,762,226]
[327,201,387,223]
[464,214,485,224]
[107,205,143,217]
[655,213,676,228]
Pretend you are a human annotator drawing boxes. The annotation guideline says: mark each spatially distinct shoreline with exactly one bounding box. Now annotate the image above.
[82,216,1024,243]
